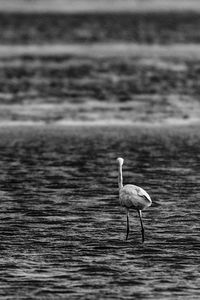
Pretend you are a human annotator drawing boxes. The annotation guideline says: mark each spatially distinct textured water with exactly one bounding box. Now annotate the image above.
[1,12,200,44]
[0,125,200,299]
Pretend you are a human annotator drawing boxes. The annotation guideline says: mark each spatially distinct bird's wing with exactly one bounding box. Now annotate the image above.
[119,184,152,209]
[136,186,152,203]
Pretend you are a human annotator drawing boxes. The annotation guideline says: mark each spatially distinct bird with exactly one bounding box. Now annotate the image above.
[117,157,152,243]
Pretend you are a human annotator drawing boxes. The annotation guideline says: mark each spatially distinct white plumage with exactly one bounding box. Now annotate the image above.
[117,157,152,243]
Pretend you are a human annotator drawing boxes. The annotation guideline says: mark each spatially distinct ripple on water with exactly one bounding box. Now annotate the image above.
[0,125,200,299]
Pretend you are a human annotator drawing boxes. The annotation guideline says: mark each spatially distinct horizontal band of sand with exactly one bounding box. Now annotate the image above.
[0,99,199,126]
[1,0,200,13]
[0,119,199,128]
[1,43,200,59]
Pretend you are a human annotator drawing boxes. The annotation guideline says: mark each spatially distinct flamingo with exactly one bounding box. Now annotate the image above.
[117,157,152,243]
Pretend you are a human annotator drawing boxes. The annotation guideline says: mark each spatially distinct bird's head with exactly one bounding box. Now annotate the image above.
[117,157,124,165]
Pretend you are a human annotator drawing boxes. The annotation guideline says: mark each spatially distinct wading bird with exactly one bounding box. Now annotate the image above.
[117,157,152,243]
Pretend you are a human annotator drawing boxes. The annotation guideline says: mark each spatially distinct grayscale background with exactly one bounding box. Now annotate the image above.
[0,1,200,299]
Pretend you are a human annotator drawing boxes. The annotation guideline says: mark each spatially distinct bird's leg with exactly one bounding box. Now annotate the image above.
[138,210,145,243]
[126,209,129,241]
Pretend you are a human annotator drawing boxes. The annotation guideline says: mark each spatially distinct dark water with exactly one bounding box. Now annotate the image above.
[1,12,200,44]
[0,125,200,299]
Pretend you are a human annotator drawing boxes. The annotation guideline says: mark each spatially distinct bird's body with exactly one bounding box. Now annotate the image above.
[117,157,152,243]
[119,184,151,211]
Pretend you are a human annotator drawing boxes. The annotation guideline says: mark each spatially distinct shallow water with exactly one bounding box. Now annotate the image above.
[0,125,200,299]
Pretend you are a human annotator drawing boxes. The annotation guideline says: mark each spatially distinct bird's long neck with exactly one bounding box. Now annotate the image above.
[118,163,123,189]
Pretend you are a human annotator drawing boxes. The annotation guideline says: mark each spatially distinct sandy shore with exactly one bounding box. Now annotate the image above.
[1,43,200,59]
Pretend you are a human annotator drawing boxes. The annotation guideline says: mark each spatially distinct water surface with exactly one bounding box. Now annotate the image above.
[0,125,200,299]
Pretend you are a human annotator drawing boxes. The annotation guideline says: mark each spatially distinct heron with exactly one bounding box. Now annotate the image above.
[117,157,152,243]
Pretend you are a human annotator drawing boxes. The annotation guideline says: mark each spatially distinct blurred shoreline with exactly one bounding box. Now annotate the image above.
[0,118,200,127]
[0,43,200,125]
[1,0,200,13]
[1,43,200,59]
[0,9,199,126]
